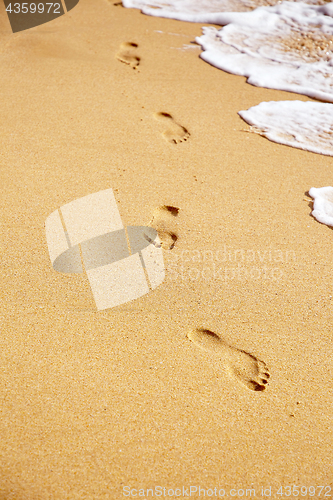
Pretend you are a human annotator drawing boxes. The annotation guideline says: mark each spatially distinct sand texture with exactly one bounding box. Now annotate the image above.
[0,0,332,498]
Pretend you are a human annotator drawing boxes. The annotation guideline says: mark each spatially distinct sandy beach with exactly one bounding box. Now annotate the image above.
[0,0,332,498]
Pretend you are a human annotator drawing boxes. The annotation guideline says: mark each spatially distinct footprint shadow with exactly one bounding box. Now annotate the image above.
[154,112,190,144]
[145,205,179,250]
[187,328,270,392]
[116,42,140,69]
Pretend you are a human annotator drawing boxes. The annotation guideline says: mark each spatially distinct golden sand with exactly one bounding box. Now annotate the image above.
[0,0,332,498]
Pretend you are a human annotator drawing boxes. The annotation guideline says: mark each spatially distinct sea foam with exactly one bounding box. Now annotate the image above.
[122,0,253,19]
[123,0,333,156]
[196,2,333,102]
[239,101,333,156]
[122,0,332,20]
[309,187,333,226]
[124,1,333,102]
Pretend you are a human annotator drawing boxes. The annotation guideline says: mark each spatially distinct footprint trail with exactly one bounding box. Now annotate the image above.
[116,42,140,69]
[154,112,190,144]
[187,328,270,392]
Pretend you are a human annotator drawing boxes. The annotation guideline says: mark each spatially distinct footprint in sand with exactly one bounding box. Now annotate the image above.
[154,112,190,144]
[187,328,270,392]
[116,42,140,69]
[144,205,179,250]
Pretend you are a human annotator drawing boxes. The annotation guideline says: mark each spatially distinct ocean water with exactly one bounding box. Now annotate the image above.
[123,0,333,156]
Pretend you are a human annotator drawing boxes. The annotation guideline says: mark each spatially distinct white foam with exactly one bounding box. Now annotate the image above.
[309,187,333,226]
[122,0,252,22]
[123,0,333,154]
[196,2,333,102]
[122,0,331,20]
[124,1,333,102]
[239,100,333,156]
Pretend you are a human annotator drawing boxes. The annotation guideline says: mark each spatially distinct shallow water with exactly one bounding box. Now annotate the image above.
[123,0,333,156]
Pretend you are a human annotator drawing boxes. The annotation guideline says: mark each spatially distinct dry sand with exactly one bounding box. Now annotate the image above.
[0,0,332,498]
